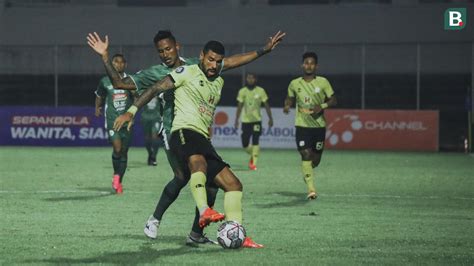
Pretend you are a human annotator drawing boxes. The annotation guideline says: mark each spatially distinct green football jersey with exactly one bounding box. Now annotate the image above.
[129,57,200,132]
[95,75,134,130]
[169,65,224,138]
[287,76,334,128]
[237,86,268,123]
[140,96,161,122]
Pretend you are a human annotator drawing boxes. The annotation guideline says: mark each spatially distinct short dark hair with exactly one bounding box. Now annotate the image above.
[203,40,225,56]
[246,72,257,78]
[112,53,126,62]
[302,52,318,63]
[153,30,176,45]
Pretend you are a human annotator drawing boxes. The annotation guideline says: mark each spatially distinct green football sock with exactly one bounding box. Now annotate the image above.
[112,153,121,176]
[151,139,160,159]
[145,139,153,157]
[119,157,128,183]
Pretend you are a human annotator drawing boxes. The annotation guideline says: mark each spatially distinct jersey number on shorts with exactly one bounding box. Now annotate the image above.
[253,124,261,132]
[315,141,324,151]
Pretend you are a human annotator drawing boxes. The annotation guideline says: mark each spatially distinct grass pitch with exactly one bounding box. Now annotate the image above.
[1,147,473,265]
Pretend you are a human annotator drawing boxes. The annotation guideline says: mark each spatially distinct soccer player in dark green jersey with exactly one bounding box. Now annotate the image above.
[283,52,337,200]
[234,73,273,170]
[94,53,133,194]
[140,96,162,166]
[88,30,285,246]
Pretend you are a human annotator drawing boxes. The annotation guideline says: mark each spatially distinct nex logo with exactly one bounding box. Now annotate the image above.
[444,8,467,30]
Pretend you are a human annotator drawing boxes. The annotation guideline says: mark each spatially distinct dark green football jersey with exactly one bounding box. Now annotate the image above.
[129,57,200,133]
[141,96,161,123]
[95,75,134,130]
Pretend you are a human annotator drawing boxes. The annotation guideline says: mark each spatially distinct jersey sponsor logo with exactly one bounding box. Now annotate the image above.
[175,66,185,73]
[112,93,129,111]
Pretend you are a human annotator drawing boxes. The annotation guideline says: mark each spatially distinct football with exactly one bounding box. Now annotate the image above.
[217,221,246,249]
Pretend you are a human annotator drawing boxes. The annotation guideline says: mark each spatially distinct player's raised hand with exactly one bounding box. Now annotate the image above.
[113,113,133,131]
[263,30,286,53]
[87,32,109,56]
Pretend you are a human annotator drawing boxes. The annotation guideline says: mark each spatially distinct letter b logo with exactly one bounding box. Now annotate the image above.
[444,8,466,30]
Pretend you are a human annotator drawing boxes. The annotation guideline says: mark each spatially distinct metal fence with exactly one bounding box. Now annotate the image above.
[0,42,472,108]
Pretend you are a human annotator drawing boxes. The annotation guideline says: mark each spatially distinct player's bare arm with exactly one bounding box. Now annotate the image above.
[95,96,103,117]
[264,102,274,127]
[222,31,286,71]
[234,102,243,128]
[87,32,136,90]
[283,97,294,114]
[113,76,175,131]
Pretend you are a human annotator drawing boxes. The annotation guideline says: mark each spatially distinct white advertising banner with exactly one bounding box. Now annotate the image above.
[211,106,296,149]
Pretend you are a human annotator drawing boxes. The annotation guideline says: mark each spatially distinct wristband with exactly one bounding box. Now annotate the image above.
[320,103,329,109]
[127,105,138,116]
[256,47,266,57]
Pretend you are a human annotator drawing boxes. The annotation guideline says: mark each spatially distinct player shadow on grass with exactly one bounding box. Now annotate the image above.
[27,240,223,265]
[42,187,113,202]
[255,191,310,208]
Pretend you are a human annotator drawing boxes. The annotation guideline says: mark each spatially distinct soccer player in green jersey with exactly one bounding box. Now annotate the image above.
[88,31,284,246]
[283,52,337,200]
[234,73,273,170]
[114,39,285,248]
[140,96,162,166]
[94,53,133,194]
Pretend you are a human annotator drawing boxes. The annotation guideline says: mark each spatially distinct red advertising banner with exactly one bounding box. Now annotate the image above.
[325,109,439,151]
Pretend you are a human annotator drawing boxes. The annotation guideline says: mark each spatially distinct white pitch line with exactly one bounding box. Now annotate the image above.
[323,193,474,201]
[1,190,473,201]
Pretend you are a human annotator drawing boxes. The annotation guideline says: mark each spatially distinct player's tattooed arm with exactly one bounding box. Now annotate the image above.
[222,31,286,71]
[283,97,294,114]
[134,76,175,109]
[102,57,137,90]
[95,96,103,117]
[113,76,175,131]
[87,32,136,90]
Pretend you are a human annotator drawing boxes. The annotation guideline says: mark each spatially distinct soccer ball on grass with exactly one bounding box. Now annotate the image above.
[217,221,246,249]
